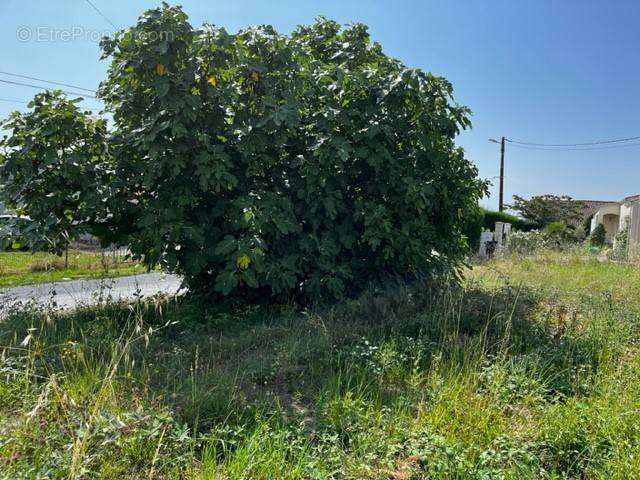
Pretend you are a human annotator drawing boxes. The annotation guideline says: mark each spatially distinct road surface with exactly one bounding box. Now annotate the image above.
[0,273,183,316]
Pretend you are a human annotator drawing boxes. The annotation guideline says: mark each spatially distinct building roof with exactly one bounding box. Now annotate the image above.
[622,194,640,203]
[579,195,640,225]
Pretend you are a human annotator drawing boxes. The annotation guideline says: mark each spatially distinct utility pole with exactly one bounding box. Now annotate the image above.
[489,137,506,211]
[499,136,505,212]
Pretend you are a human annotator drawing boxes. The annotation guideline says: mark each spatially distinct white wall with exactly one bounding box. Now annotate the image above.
[625,200,640,257]
[592,203,621,243]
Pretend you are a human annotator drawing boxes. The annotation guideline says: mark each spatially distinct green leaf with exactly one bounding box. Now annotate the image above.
[241,269,258,288]
[214,236,237,255]
[215,269,238,295]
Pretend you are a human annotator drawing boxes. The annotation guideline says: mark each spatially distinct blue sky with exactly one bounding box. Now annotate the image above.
[2,0,640,209]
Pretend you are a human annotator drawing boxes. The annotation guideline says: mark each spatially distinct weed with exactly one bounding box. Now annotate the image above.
[1,255,639,477]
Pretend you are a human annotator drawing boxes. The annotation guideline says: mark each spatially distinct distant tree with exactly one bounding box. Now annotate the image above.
[0,91,110,262]
[509,195,584,227]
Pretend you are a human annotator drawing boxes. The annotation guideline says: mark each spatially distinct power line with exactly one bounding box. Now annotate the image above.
[489,132,640,214]
[0,97,103,111]
[507,135,640,147]
[0,98,28,105]
[0,71,95,93]
[84,0,118,31]
[507,141,640,152]
[0,78,99,99]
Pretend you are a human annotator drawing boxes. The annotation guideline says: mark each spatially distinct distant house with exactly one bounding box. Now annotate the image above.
[590,195,640,254]
[564,199,618,234]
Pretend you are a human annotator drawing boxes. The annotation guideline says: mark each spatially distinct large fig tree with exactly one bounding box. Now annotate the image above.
[96,5,486,299]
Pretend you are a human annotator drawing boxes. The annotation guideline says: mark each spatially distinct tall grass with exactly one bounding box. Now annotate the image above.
[1,259,640,478]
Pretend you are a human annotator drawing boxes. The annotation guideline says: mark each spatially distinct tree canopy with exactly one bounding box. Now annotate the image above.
[0,91,110,254]
[0,5,487,301]
[509,195,584,228]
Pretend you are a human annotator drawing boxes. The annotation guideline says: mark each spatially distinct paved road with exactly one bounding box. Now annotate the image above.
[0,273,184,316]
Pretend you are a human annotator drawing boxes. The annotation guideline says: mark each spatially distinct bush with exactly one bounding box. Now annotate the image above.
[609,218,629,261]
[463,204,485,252]
[582,215,594,238]
[589,224,606,247]
[482,209,537,232]
[97,6,487,300]
[506,222,583,255]
[542,221,575,249]
[506,230,546,255]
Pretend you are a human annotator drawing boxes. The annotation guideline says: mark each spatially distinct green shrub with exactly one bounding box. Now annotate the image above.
[540,221,588,250]
[610,217,629,261]
[96,6,487,300]
[543,221,573,248]
[482,209,537,232]
[462,204,485,252]
[506,230,546,255]
[589,224,606,247]
[582,215,594,237]
[506,222,581,255]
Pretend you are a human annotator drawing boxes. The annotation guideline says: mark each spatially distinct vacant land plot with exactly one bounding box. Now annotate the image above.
[1,252,639,478]
[0,251,143,288]
[469,250,640,296]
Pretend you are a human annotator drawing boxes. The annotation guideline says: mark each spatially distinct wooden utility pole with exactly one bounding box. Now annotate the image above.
[499,136,505,212]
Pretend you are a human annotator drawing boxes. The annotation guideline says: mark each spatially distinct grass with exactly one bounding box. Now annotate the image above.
[0,250,144,288]
[468,249,640,297]
[1,250,640,478]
